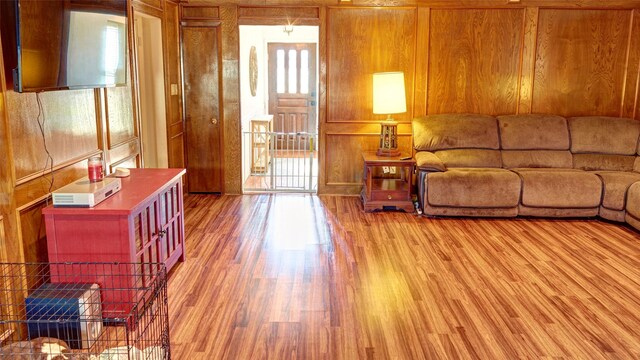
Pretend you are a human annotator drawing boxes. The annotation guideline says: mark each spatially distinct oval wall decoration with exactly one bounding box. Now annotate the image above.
[249,46,258,97]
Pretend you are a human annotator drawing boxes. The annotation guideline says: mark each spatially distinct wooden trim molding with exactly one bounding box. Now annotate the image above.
[238,6,321,25]
[0,216,7,263]
[15,150,102,186]
[181,5,220,20]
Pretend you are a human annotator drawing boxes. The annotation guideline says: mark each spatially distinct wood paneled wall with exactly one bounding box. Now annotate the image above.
[178,0,640,195]
[0,0,184,263]
[4,0,640,264]
[319,3,640,194]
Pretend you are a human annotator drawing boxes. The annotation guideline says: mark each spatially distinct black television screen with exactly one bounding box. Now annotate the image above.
[0,0,127,92]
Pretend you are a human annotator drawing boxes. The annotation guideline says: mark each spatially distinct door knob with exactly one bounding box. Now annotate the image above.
[211,118,218,125]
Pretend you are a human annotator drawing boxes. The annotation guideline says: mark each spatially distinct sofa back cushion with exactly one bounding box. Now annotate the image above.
[498,114,570,150]
[413,114,499,151]
[435,149,502,168]
[502,150,572,168]
[568,116,640,155]
[573,154,636,171]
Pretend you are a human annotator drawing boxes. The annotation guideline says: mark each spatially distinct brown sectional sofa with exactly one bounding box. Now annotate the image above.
[412,113,640,231]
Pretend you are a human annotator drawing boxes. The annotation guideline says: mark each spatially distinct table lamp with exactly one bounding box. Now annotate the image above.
[373,71,406,157]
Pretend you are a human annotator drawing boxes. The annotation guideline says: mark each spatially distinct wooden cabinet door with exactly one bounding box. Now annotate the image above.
[181,24,223,193]
[157,180,184,270]
[133,200,161,286]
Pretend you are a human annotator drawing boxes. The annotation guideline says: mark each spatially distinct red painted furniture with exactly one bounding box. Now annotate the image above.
[43,168,186,317]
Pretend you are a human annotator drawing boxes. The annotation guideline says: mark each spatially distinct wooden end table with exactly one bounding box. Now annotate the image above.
[361,151,415,212]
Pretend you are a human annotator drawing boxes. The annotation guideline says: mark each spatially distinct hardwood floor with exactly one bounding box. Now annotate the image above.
[168,194,640,359]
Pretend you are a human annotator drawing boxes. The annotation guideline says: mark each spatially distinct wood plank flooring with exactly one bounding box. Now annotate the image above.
[167,194,640,359]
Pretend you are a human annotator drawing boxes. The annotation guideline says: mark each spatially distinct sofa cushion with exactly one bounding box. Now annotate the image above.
[511,168,602,208]
[497,114,569,150]
[592,171,640,210]
[426,168,521,208]
[412,114,499,151]
[599,207,626,222]
[626,182,640,219]
[635,157,640,173]
[574,154,636,172]
[415,151,446,171]
[502,150,572,169]
[568,116,640,155]
[434,149,502,168]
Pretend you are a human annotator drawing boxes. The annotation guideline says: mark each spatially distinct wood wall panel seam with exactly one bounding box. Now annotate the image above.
[238,6,320,21]
[132,0,164,16]
[413,6,430,118]
[515,8,527,114]
[15,196,50,213]
[15,150,102,186]
[108,136,140,151]
[325,182,363,186]
[634,37,640,119]
[628,9,640,119]
[0,217,6,263]
[518,7,539,114]
[417,1,640,8]
[109,153,140,169]
[317,5,328,195]
[325,132,412,136]
[621,10,635,117]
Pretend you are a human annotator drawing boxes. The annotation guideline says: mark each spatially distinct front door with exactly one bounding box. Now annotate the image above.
[267,43,317,150]
[181,24,223,193]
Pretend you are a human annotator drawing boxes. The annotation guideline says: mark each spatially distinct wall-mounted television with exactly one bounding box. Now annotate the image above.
[0,0,128,93]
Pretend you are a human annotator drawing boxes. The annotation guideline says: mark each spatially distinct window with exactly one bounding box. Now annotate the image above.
[288,49,297,94]
[276,49,285,93]
[300,50,309,94]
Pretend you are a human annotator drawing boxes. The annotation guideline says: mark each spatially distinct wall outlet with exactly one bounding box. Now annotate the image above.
[390,166,396,174]
[382,166,390,174]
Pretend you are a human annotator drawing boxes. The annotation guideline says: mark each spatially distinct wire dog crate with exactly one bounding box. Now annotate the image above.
[0,262,170,359]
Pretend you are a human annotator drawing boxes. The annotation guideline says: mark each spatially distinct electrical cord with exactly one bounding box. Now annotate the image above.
[35,92,54,205]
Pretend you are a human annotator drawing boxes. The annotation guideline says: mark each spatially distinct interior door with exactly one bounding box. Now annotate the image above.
[181,23,223,193]
[268,43,317,150]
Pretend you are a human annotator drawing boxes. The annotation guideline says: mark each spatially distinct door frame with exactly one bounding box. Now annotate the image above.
[130,4,171,170]
[237,23,322,194]
[179,19,225,193]
[133,11,169,168]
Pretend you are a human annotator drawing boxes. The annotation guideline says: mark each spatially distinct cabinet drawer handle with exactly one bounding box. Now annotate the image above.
[387,195,392,200]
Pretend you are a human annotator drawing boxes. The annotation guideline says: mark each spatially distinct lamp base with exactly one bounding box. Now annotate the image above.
[376,148,401,157]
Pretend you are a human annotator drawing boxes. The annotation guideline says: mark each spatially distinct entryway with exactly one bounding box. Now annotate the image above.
[133,13,168,168]
[239,25,319,193]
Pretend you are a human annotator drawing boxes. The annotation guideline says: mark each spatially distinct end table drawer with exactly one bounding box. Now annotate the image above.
[371,190,410,201]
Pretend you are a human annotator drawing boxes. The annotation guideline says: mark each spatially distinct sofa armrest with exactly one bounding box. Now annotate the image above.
[415,151,446,172]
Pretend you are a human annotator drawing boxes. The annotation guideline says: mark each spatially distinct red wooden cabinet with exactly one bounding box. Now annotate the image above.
[43,168,186,317]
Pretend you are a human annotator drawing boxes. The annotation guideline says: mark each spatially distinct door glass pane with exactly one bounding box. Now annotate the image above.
[288,49,297,94]
[277,49,285,93]
[300,50,309,94]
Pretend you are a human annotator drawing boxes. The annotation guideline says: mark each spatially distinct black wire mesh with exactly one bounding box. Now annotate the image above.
[0,262,170,359]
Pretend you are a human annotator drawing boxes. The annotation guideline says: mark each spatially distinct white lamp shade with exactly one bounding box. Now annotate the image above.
[372,71,407,115]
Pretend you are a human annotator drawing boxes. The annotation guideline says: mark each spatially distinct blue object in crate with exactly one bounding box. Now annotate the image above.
[26,283,102,349]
